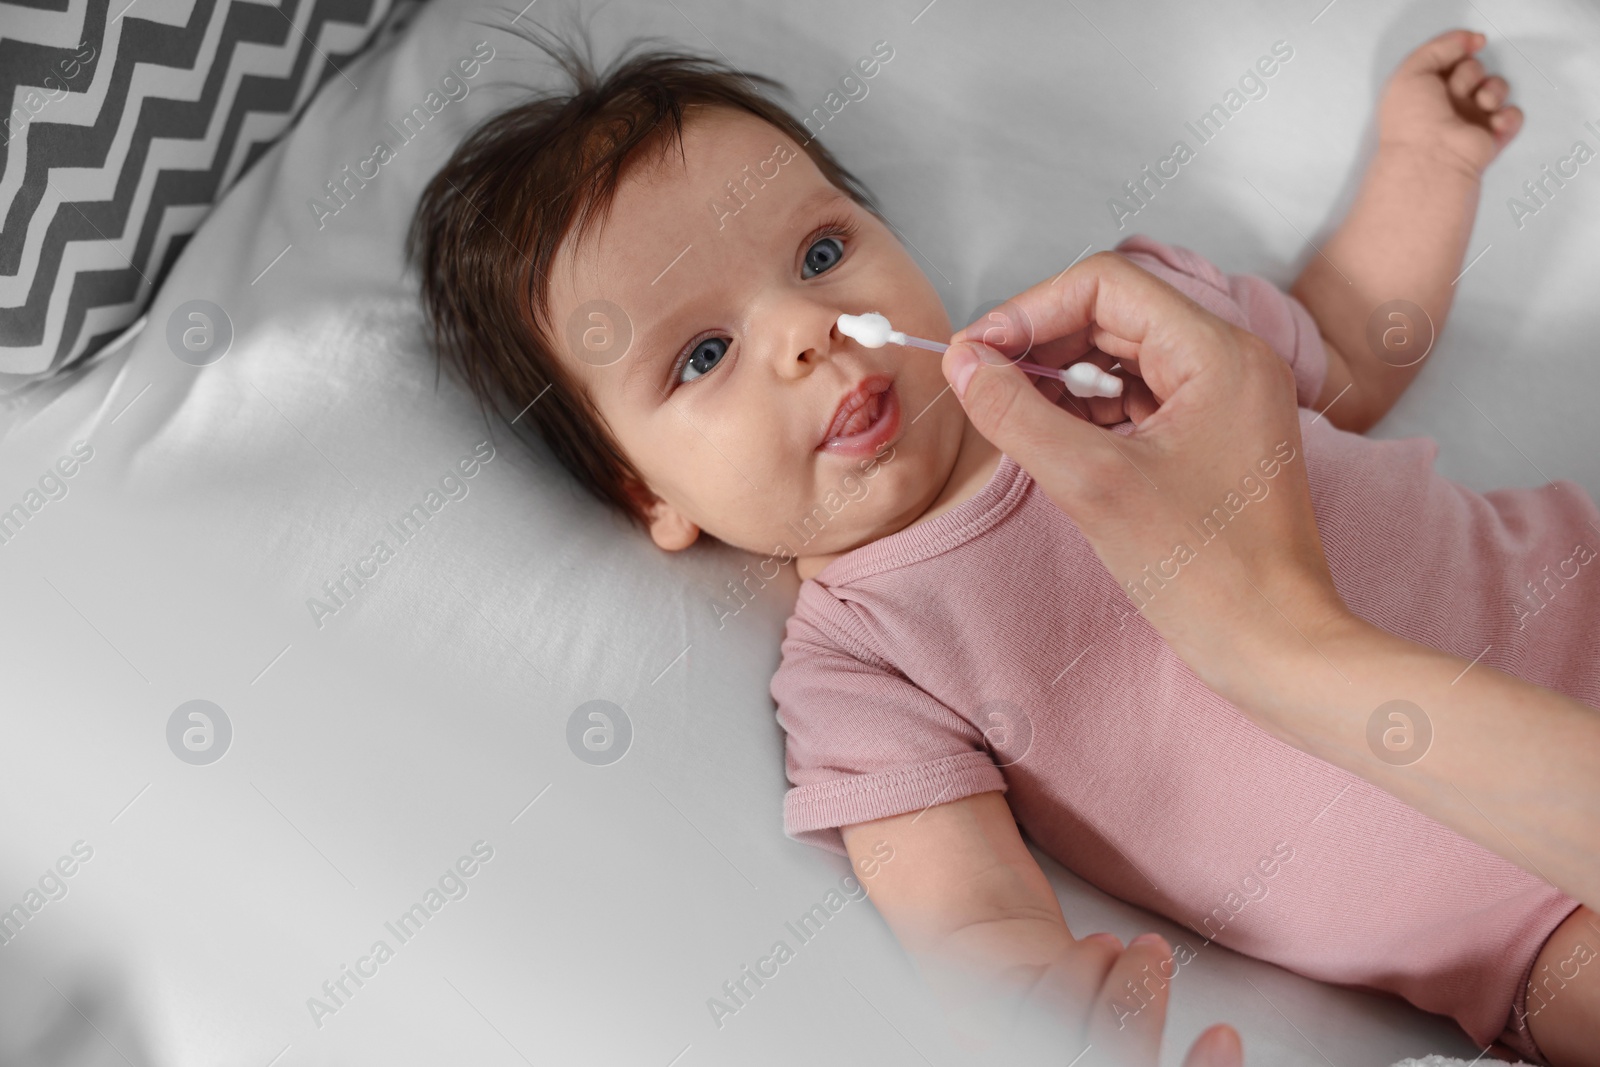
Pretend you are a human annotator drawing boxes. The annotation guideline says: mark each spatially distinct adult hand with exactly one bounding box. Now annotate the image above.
[942,251,1349,696]
[943,252,1600,916]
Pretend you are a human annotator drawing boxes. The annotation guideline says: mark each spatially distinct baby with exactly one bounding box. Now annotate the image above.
[407,23,1600,1066]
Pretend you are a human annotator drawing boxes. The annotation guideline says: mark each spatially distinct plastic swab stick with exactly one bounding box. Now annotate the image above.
[837,311,1122,398]
[836,312,941,351]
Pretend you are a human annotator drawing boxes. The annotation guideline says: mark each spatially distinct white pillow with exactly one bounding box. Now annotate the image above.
[5,0,1593,1062]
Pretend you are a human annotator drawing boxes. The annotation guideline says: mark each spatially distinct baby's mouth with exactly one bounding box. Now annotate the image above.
[819,374,900,455]
[834,391,884,437]
[822,374,894,442]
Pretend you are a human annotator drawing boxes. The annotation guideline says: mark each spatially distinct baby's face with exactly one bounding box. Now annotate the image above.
[546,107,967,559]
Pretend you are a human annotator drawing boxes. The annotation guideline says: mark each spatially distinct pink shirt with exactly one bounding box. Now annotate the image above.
[770,234,1592,1047]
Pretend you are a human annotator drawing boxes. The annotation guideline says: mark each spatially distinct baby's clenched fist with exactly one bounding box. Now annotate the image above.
[1377,28,1524,181]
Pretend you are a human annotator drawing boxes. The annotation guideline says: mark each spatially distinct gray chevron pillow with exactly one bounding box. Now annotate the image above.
[0,0,425,390]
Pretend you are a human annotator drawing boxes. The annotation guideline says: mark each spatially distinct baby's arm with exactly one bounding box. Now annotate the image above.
[843,792,1155,1057]
[1290,29,1522,434]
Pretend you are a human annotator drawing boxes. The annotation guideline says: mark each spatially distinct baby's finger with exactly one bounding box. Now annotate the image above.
[1400,28,1483,77]
[1086,393,1124,425]
[1447,57,1487,102]
[1474,75,1508,112]
[1050,385,1120,428]
[1122,377,1160,424]
[1490,105,1523,146]
[1182,1024,1244,1067]
[1083,935,1173,1067]
[1043,381,1094,423]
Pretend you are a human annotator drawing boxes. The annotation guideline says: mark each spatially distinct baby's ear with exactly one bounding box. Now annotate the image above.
[627,479,700,551]
[646,500,700,552]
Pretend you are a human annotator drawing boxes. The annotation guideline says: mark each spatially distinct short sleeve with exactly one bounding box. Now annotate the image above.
[770,585,1008,857]
[1113,234,1328,407]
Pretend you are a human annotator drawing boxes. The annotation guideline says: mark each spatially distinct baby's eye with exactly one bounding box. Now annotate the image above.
[677,335,728,386]
[802,235,845,279]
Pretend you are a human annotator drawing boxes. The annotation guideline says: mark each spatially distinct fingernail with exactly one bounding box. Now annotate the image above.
[1130,933,1166,948]
[948,342,979,398]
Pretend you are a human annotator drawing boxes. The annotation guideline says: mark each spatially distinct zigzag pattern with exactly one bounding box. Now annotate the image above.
[0,0,411,384]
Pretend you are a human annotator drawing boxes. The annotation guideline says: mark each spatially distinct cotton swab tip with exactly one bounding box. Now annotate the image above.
[837,312,894,348]
[1061,361,1124,398]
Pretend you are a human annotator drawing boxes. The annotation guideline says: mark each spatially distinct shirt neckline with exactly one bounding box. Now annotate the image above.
[808,452,1030,587]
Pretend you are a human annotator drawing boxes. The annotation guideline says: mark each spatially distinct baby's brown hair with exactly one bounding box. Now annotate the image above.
[406,18,885,533]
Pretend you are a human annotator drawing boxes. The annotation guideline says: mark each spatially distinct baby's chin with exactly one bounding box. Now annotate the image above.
[815,448,960,551]
[708,481,907,567]
[713,375,962,559]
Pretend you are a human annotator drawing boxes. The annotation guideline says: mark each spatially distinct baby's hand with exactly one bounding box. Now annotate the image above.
[1378,29,1523,180]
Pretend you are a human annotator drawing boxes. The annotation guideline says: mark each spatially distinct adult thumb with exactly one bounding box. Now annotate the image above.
[942,340,1111,485]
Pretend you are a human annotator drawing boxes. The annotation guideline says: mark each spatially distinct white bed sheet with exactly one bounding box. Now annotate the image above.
[3,0,1597,1064]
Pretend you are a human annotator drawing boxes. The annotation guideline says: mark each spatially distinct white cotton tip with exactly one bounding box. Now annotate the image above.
[837,311,895,348]
[1061,361,1124,398]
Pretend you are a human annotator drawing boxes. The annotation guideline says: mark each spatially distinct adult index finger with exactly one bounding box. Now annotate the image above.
[949,251,1235,406]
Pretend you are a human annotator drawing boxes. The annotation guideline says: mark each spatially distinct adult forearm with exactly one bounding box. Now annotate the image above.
[1220,612,1600,911]
[1288,146,1481,423]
